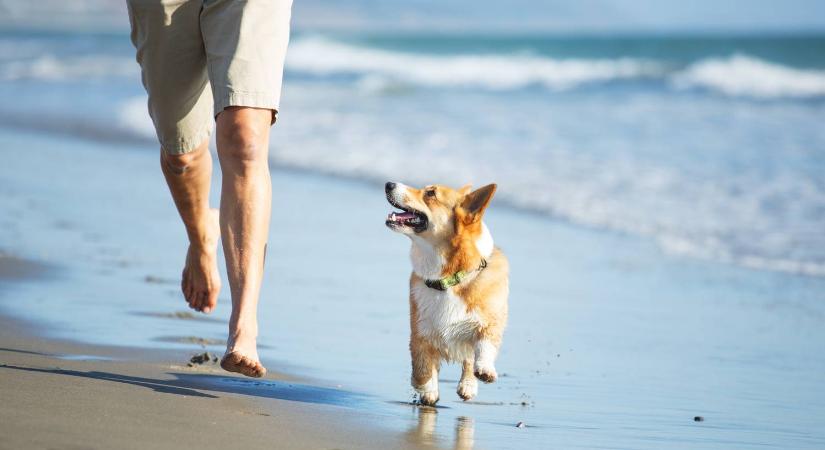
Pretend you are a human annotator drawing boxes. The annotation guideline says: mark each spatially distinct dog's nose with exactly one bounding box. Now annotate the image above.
[385,181,396,192]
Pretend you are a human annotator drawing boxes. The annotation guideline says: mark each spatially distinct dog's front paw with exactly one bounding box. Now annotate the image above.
[457,379,478,401]
[418,390,440,406]
[473,364,497,384]
[413,375,439,406]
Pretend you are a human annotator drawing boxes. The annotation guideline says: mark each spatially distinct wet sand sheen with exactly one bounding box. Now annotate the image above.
[0,258,433,450]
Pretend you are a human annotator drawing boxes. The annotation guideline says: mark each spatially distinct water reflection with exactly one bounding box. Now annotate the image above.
[455,416,475,450]
[407,407,476,449]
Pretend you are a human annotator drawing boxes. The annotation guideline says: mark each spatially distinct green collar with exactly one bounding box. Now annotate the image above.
[424,259,488,291]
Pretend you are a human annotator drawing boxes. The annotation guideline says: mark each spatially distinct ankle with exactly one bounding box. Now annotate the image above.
[188,228,218,251]
[229,321,258,341]
[189,238,217,253]
[185,209,219,250]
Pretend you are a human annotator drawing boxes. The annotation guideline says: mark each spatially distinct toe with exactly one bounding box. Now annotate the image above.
[204,289,218,314]
[182,273,194,307]
[457,383,477,401]
[239,356,255,377]
[474,369,497,384]
[188,291,199,311]
[184,290,195,309]
[193,291,206,312]
[241,356,266,378]
[186,292,198,310]
[254,362,267,378]
[419,392,439,406]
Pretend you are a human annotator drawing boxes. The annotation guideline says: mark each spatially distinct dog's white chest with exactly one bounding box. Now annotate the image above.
[413,283,480,360]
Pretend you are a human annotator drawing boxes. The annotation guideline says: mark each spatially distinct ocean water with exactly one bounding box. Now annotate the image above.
[2,29,825,449]
[1,30,825,277]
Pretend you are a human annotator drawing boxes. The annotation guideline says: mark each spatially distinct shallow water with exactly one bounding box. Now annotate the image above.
[1,128,824,449]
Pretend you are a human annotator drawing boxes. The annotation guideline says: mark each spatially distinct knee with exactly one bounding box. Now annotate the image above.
[161,147,204,174]
[217,117,268,165]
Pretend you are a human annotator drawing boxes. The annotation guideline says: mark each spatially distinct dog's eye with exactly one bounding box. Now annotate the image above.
[425,189,436,198]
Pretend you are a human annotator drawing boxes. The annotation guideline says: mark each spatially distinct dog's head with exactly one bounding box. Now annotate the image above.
[385,181,497,244]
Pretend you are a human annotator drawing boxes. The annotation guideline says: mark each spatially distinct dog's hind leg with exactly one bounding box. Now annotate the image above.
[411,338,440,406]
[457,358,478,401]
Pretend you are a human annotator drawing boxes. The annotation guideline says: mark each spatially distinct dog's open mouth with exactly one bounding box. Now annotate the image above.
[386,198,428,232]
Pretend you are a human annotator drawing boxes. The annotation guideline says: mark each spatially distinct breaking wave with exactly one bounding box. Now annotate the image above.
[0,54,136,81]
[286,37,666,91]
[286,37,825,99]
[673,54,825,99]
[5,29,825,278]
[3,36,825,100]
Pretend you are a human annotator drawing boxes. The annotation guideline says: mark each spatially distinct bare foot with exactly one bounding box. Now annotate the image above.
[221,331,266,378]
[181,209,221,313]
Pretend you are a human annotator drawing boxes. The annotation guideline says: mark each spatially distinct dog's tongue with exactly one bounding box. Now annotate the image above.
[389,211,417,221]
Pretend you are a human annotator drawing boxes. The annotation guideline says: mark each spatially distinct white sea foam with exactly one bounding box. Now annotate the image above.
[286,37,665,91]
[117,95,156,140]
[18,89,819,279]
[12,38,825,276]
[286,37,825,99]
[77,93,825,280]
[673,54,825,99]
[4,36,824,101]
[266,84,825,278]
[0,54,136,81]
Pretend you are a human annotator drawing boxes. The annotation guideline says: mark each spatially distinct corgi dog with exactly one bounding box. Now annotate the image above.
[385,181,509,406]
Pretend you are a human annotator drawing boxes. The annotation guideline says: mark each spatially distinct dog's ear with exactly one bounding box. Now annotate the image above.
[458,184,473,196]
[460,184,496,222]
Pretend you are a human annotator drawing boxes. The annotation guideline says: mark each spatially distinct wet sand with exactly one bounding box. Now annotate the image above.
[0,255,428,450]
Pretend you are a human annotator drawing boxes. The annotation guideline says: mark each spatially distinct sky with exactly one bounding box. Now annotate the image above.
[0,0,824,33]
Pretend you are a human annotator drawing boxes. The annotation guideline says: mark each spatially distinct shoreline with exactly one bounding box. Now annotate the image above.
[3,114,825,281]
[3,112,824,281]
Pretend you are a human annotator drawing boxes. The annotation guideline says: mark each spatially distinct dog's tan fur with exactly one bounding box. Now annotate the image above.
[386,182,508,406]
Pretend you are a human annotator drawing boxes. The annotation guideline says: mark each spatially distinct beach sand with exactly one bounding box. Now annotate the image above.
[0,258,423,450]
[1,125,825,449]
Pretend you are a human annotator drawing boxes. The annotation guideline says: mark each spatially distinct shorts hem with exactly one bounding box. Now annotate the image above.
[214,91,280,123]
[160,125,213,155]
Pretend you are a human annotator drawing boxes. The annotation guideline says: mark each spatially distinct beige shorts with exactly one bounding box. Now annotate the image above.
[127,0,292,154]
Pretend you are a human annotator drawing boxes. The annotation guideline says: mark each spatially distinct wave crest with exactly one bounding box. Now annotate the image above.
[286,37,825,99]
[286,37,665,90]
[673,54,825,99]
[0,54,136,81]
[3,36,825,100]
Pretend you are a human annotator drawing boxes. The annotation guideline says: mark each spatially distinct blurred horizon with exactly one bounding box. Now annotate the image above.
[1,0,825,34]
